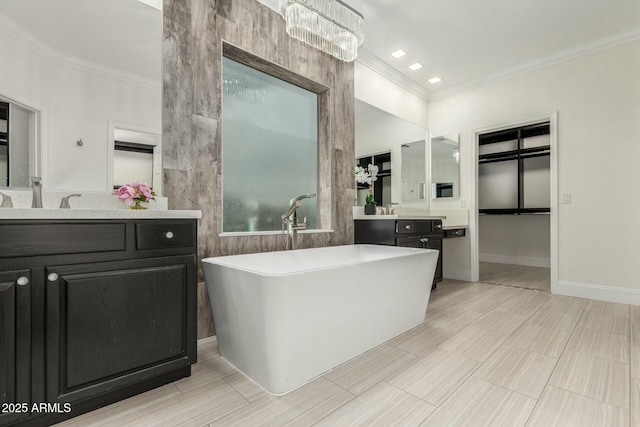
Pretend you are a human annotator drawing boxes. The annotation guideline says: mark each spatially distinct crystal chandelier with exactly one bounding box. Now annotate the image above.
[279,0,364,62]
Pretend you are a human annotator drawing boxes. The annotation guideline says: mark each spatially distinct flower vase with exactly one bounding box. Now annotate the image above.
[364,204,376,215]
[129,200,148,210]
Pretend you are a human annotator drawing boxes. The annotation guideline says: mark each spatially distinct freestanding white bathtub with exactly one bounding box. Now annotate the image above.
[202,244,438,395]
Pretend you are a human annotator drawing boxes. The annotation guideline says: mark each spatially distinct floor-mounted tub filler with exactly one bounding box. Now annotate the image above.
[202,244,439,395]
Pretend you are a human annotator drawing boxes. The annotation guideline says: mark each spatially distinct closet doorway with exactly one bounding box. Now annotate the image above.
[472,115,558,292]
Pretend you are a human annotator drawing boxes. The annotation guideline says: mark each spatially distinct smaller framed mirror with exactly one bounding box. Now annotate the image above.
[430,133,460,199]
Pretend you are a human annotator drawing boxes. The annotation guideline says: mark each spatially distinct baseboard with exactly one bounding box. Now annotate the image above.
[479,253,550,268]
[555,280,640,306]
[197,335,217,345]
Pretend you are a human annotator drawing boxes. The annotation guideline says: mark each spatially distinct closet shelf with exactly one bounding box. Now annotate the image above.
[479,208,550,215]
[479,145,550,163]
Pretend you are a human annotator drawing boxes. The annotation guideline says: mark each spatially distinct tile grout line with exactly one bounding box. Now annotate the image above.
[521,301,587,426]
[420,287,555,421]
[312,284,494,424]
[523,300,636,417]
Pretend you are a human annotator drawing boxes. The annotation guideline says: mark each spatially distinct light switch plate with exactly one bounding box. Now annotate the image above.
[561,193,571,204]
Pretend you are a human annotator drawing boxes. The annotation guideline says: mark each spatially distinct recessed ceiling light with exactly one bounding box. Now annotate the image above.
[408,63,423,71]
[390,49,407,59]
[428,77,442,84]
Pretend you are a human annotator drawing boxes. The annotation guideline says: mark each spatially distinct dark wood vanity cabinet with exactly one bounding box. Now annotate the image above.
[0,219,197,426]
[354,219,444,286]
[0,270,31,426]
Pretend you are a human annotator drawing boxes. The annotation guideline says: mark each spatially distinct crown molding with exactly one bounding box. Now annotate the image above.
[0,12,160,92]
[356,48,432,101]
[430,27,640,101]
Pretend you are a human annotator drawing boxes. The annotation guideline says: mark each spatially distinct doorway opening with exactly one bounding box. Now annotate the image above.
[472,114,558,293]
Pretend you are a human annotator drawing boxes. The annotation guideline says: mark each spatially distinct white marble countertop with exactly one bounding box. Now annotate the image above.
[353,214,447,220]
[443,224,467,230]
[0,208,202,220]
[352,206,469,228]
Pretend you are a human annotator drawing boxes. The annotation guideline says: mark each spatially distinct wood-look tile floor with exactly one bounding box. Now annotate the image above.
[57,280,638,427]
[480,262,551,292]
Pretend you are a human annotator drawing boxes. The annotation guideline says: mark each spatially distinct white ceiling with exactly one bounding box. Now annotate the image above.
[0,0,161,84]
[259,0,640,99]
[3,0,637,99]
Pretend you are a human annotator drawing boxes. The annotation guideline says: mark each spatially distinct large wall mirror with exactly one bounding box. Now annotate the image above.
[430,133,460,199]
[355,99,428,207]
[0,0,161,192]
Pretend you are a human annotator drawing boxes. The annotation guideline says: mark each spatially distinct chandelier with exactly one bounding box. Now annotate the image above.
[279,0,364,62]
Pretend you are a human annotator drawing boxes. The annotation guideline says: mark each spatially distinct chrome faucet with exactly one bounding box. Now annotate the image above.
[31,176,43,208]
[281,193,317,250]
[385,202,399,215]
[60,194,81,209]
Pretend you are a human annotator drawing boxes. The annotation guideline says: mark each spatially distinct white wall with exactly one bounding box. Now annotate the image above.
[0,26,160,191]
[479,215,551,267]
[429,39,640,303]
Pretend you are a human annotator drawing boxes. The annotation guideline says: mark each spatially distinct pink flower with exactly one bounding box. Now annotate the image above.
[113,182,156,207]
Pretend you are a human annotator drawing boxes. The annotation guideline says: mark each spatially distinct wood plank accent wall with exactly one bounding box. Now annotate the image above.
[162,0,356,338]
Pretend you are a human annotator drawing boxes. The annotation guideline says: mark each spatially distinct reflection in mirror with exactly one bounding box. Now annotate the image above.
[401,141,426,201]
[356,152,391,207]
[355,99,427,206]
[0,102,8,186]
[0,98,33,187]
[112,127,162,193]
[431,133,460,199]
[0,0,161,191]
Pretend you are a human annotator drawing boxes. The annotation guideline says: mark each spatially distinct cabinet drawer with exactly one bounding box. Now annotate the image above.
[0,223,125,258]
[136,221,195,250]
[445,228,466,238]
[396,220,432,234]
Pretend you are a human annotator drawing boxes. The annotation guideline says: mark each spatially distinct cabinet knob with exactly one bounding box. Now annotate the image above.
[436,224,442,229]
[48,273,59,282]
[420,237,429,243]
[165,231,174,239]
[404,224,412,230]
[17,276,29,286]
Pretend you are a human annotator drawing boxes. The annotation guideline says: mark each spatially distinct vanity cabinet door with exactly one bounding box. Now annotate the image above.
[420,237,443,283]
[0,270,31,426]
[43,256,196,407]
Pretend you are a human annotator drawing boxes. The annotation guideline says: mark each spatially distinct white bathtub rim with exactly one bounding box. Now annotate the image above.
[201,244,439,277]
